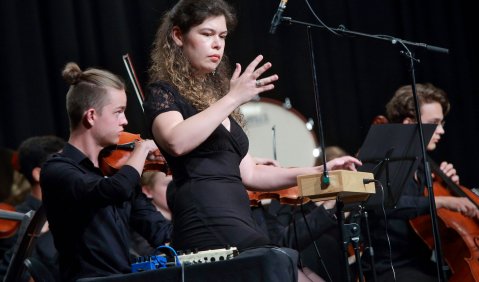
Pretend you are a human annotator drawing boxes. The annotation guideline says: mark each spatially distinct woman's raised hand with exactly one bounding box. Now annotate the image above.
[229,55,279,105]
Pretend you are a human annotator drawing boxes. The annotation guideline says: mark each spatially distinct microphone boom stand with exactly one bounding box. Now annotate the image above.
[281,17,449,54]
[305,26,329,185]
[306,22,363,282]
[402,46,449,281]
[279,16,449,282]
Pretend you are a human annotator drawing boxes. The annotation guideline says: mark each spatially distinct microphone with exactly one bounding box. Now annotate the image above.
[269,0,288,34]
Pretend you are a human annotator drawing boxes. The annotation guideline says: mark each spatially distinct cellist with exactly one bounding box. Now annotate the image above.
[363,83,479,282]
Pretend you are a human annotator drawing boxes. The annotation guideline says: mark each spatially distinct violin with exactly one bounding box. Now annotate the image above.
[99,132,169,176]
[101,56,170,175]
[0,152,23,239]
[247,186,311,206]
[0,202,21,239]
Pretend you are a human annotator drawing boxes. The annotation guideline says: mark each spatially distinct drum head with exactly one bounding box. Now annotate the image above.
[240,98,319,167]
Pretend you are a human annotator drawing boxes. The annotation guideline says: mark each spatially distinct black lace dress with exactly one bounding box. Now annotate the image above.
[144,81,270,251]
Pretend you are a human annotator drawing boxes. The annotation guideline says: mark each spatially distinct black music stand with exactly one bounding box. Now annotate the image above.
[357,123,436,208]
[351,123,435,281]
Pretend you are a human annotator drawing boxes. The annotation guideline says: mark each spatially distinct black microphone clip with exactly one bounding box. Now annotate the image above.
[269,0,289,34]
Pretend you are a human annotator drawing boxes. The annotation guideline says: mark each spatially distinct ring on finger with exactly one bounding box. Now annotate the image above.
[255,80,262,87]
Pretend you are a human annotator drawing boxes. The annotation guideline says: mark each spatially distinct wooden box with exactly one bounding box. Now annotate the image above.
[297,170,376,203]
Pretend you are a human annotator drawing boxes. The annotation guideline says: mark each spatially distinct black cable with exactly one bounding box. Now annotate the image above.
[300,202,333,282]
[303,0,340,36]
[291,202,304,269]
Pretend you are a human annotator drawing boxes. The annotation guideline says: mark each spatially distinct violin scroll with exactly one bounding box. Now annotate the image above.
[372,115,389,125]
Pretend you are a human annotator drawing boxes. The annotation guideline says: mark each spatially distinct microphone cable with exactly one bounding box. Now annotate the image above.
[303,0,340,36]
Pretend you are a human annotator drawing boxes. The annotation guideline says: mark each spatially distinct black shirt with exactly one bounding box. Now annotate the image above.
[40,143,171,281]
[251,199,337,251]
[144,81,270,251]
[365,167,434,275]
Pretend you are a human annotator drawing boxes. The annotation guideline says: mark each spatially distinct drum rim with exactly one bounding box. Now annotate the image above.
[243,97,319,147]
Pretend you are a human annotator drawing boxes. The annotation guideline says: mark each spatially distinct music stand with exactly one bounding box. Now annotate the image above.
[357,123,436,208]
[352,123,435,281]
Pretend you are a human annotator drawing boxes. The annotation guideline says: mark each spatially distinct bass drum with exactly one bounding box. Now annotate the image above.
[240,97,319,167]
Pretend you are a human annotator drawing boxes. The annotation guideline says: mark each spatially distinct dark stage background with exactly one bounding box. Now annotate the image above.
[1,0,478,187]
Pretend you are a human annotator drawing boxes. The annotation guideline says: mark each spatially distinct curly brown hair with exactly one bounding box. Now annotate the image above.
[385,83,450,123]
[149,0,244,124]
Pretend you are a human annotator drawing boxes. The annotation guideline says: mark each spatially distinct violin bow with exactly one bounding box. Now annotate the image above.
[122,53,145,112]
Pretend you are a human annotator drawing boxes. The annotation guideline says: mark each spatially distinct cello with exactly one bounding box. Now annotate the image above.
[373,114,479,281]
[409,160,479,282]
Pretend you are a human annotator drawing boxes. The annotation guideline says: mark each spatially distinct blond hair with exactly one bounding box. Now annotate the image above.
[62,62,125,130]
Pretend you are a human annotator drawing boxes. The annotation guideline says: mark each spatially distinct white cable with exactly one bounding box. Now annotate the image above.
[377,181,396,281]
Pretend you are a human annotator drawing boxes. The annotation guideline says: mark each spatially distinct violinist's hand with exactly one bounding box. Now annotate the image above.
[324,156,362,171]
[436,196,479,218]
[128,139,159,175]
[439,161,460,185]
[228,55,278,105]
[136,139,158,155]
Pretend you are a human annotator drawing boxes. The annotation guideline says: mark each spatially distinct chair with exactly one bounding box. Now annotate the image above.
[24,256,56,282]
[3,205,47,282]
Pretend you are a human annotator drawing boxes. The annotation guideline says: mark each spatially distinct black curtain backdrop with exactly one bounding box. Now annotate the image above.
[1,0,478,187]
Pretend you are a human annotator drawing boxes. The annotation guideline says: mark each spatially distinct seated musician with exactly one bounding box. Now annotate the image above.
[0,135,65,281]
[141,171,172,221]
[363,83,479,282]
[40,62,172,281]
[0,148,30,212]
[130,171,173,258]
[252,154,347,282]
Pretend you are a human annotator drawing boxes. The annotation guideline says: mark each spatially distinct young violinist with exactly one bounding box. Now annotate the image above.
[364,83,479,282]
[143,0,361,280]
[40,62,172,281]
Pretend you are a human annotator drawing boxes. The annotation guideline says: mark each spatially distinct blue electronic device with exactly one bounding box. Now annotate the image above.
[131,255,168,272]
